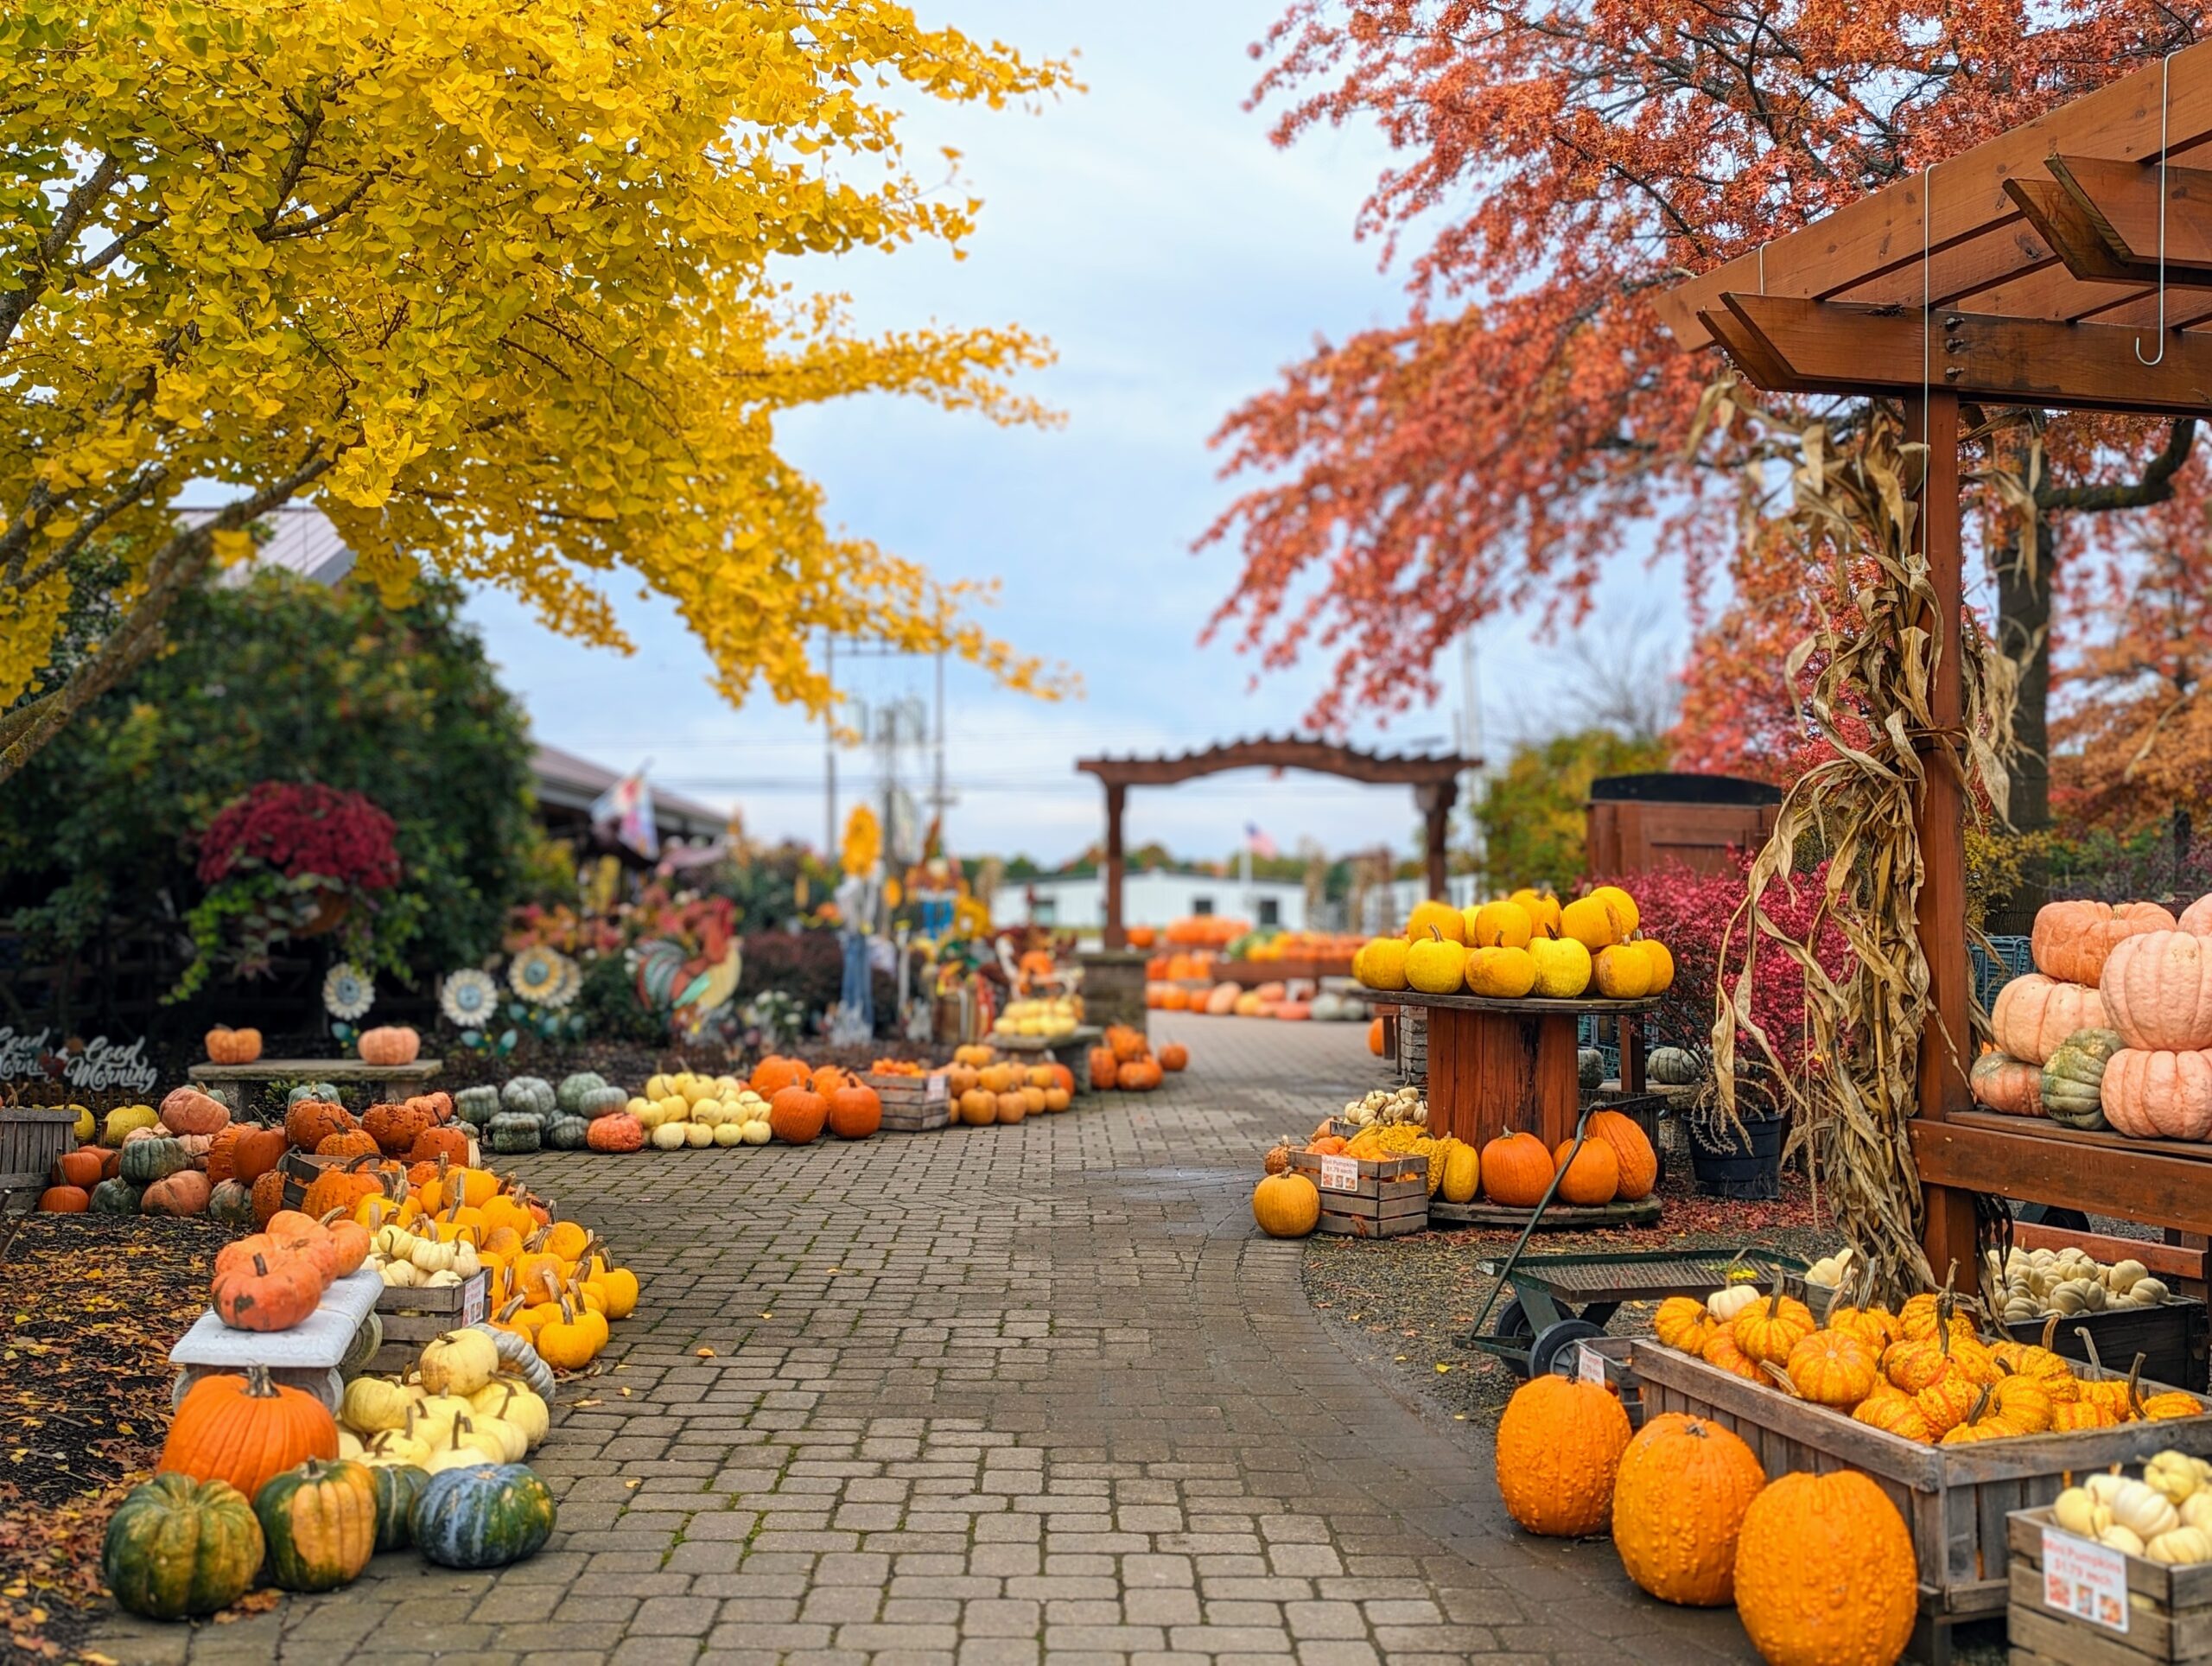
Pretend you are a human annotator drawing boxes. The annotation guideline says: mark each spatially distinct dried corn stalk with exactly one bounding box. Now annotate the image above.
[1694,390,2017,1305]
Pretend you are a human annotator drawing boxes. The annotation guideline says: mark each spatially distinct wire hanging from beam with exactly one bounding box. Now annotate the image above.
[2137,52,2174,367]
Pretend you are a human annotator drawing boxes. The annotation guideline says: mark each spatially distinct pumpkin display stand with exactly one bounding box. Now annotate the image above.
[982,1025,1100,1081]
[1387,991,1662,1150]
[168,1268,382,1411]
[190,1054,442,1122]
[2006,1504,2212,1666]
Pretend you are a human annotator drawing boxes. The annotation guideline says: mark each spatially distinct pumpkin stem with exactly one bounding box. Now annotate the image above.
[2074,1326,2108,1381]
[244,1363,277,1398]
[2041,1313,2061,1354]
[2126,1352,2149,1417]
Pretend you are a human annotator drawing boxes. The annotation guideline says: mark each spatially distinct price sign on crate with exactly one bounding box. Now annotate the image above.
[1318,1154,1360,1192]
[2042,1528,2130,1634]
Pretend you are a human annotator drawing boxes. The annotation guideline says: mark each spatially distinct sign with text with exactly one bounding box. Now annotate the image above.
[1317,1154,1360,1192]
[1576,1343,1608,1387]
[0,1027,159,1097]
[2042,1527,2130,1634]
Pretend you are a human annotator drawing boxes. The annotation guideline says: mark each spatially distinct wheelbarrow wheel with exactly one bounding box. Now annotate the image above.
[1529,1318,1605,1380]
[1491,1298,1534,1350]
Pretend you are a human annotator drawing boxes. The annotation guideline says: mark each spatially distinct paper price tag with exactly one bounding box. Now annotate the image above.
[1317,1154,1360,1192]
[925,1072,949,1103]
[1576,1343,1608,1387]
[461,1272,488,1327]
[2042,1527,2130,1634]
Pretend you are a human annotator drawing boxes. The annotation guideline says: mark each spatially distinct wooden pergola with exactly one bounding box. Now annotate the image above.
[1656,41,2212,1282]
[1075,737,1474,950]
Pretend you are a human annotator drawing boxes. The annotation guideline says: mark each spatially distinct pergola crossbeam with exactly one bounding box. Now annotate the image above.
[2051,154,2212,270]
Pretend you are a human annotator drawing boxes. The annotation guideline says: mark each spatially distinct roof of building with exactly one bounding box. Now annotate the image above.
[530,744,728,838]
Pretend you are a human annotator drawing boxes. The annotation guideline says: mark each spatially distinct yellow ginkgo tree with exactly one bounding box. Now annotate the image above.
[0,0,1071,781]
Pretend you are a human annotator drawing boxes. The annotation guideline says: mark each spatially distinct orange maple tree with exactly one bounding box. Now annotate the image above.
[1206,0,2206,825]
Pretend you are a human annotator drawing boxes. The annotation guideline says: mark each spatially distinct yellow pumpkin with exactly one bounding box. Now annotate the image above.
[1252,1173,1320,1238]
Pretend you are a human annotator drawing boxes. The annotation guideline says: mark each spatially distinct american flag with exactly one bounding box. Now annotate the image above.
[1244,823,1278,859]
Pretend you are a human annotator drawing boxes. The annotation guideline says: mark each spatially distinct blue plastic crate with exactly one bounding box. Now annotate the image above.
[1972,935,2032,1009]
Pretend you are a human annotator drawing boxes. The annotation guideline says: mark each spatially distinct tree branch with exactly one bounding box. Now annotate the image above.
[2039,418,2199,514]
[0,151,124,351]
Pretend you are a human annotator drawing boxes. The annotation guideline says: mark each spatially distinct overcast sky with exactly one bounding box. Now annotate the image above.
[466,0,1688,870]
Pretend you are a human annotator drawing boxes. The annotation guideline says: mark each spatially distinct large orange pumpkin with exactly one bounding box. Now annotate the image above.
[230,1126,288,1185]
[826,1084,881,1140]
[751,1057,809,1096]
[2103,931,2212,1052]
[768,1086,827,1145]
[1732,1472,1917,1666]
[1494,1375,1631,1536]
[40,1185,88,1212]
[285,1100,354,1152]
[1991,973,2109,1065]
[1479,1131,1553,1207]
[57,1148,105,1189]
[158,1366,337,1501]
[160,1086,231,1136]
[1611,1415,1765,1606]
[2032,900,2177,984]
[1585,1110,1656,1201]
[360,1100,434,1157]
[1552,1137,1619,1206]
[810,1064,849,1097]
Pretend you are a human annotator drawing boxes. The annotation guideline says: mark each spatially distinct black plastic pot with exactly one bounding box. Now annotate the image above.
[1688,1111,1785,1200]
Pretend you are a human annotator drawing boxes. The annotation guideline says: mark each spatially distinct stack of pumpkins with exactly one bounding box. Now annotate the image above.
[105,1326,558,1619]
[1492,1371,1922,1666]
[1475,1110,1658,1211]
[947,1051,1077,1126]
[1649,1275,2203,1439]
[1088,1025,1188,1092]
[207,1207,372,1332]
[1978,894,2212,1139]
[41,1079,307,1221]
[1354,887,1673,1003]
[453,1071,634,1154]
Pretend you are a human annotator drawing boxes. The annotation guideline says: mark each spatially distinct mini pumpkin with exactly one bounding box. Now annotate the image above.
[203,1026,264,1065]
[1732,1283,1815,1366]
[356,1025,422,1066]
[1784,1330,1878,1408]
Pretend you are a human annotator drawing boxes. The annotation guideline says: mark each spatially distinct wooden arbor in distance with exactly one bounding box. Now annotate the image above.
[1655,40,2212,1282]
[1075,737,1476,950]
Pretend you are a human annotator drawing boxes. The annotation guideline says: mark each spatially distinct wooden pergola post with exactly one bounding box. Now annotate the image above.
[1103,783,1127,951]
[1908,390,1980,1280]
[1416,781,1455,900]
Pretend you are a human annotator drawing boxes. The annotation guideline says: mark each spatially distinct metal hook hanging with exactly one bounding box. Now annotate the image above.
[1923,162,1932,469]
[2138,53,2174,367]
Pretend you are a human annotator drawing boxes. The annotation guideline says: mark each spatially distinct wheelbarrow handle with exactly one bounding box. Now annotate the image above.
[1464,1099,1601,1348]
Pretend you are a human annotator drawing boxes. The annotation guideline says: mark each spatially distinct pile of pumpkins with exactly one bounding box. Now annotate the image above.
[1087,1025,1186,1092]
[1650,1273,2204,1440]
[1492,1372,1923,1666]
[105,1323,559,1620]
[454,1062,884,1153]
[2054,1454,2212,1564]
[1974,893,2212,1140]
[1249,1107,1660,1236]
[1145,979,1367,1021]
[1354,887,1674,1002]
[1990,1243,2173,1322]
[945,1045,1077,1126]
[991,995,1082,1040]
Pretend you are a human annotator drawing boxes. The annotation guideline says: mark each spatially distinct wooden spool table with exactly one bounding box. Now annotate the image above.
[188,1056,443,1122]
[986,1027,1101,1080]
[1385,991,1661,1149]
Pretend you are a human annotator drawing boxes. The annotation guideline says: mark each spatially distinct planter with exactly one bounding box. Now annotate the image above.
[1688,1110,1783,1199]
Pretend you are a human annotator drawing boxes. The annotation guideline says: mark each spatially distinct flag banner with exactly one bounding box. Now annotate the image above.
[1245,823,1278,859]
[591,769,661,860]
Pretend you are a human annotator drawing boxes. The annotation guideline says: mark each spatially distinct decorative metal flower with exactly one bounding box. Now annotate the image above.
[322,961,376,1021]
[554,953,584,1008]
[509,945,577,1008]
[440,968,499,1028]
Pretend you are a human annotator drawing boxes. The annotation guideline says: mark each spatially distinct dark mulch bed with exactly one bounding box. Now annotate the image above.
[1301,1163,1841,1429]
[0,1215,231,1659]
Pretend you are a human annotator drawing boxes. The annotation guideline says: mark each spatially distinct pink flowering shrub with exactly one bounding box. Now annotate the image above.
[1589,856,1854,1075]
[196,782,399,891]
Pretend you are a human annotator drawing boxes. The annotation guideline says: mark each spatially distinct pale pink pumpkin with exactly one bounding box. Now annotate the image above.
[2101,932,2212,1052]
[2102,1048,2212,1141]
[1991,975,2109,1065]
[2031,900,2177,986]
[2183,893,2212,937]
[1968,1052,2043,1116]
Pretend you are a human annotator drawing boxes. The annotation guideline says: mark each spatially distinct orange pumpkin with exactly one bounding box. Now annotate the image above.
[56,1148,105,1189]
[826,1084,881,1140]
[230,1126,288,1185]
[203,1026,264,1065]
[1107,1025,1148,1064]
[360,1100,433,1157]
[1480,1131,1553,1207]
[1586,1109,1657,1201]
[768,1086,827,1145]
[315,1129,380,1160]
[158,1365,336,1498]
[285,1100,354,1152]
[40,1185,88,1212]
[1552,1137,1619,1206]
[408,1126,470,1167]
[1368,1015,1386,1055]
[810,1064,849,1097]
[143,1172,213,1217]
[1089,1046,1119,1091]
[251,1168,288,1227]
[159,1086,231,1136]
[750,1056,810,1096]
[1159,1043,1189,1072]
[210,1250,325,1331]
[1046,1063,1074,1096]
[355,1026,421,1066]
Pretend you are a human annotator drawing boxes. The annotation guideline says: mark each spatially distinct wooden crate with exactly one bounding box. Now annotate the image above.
[277,1150,340,1211]
[868,1071,950,1133]
[1287,1151,1427,1237]
[2004,1300,2210,1396]
[369,1269,490,1374]
[2008,1506,2212,1664]
[1630,1339,2212,1656]
[1,1108,75,1202]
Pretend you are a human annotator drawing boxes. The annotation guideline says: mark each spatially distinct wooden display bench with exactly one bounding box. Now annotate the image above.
[987,1027,1098,1079]
[189,1056,443,1122]
[1631,1338,2212,1663]
[1384,990,1660,1148]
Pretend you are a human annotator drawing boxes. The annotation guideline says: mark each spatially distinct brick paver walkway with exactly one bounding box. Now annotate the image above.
[100,1015,1751,1664]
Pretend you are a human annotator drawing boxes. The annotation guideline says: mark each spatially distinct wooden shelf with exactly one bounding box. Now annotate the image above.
[1370,990,1663,1018]
[1911,1116,2212,1237]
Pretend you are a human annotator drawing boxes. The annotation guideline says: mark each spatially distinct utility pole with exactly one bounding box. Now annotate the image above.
[823,630,837,859]
[931,649,950,825]
[1459,631,1486,893]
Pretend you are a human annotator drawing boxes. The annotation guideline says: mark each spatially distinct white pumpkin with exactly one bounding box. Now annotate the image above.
[418,1328,500,1397]
[340,1376,420,1434]
[1706,1283,1762,1323]
[740,1120,772,1146]
[2149,1526,2212,1566]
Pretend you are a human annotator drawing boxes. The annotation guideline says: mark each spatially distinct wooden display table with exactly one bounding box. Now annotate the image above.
[189,1057,442,1121]
[1385,992,1661,1149]
[988,1027,1100,1078]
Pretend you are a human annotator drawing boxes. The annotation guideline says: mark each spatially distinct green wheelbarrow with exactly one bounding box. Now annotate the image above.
[1467,1246,1808,1377]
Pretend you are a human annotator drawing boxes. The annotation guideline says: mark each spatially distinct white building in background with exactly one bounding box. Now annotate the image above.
[1013,870,1311,935]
